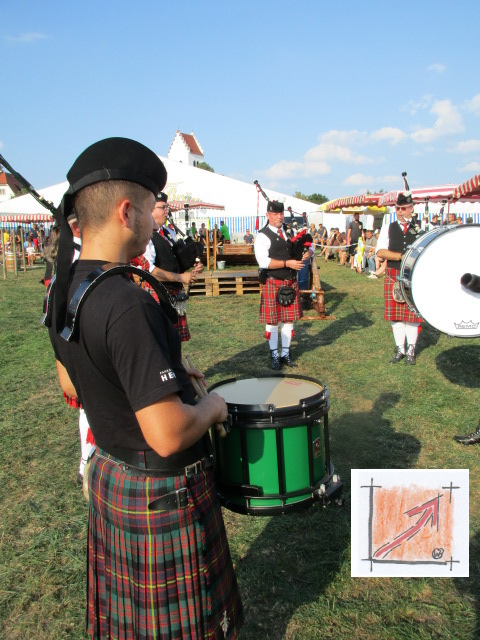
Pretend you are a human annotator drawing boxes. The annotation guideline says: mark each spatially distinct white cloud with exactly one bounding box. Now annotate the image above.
[464,93,480,116]
[459,161,480,172]
[411,99,464,143]
[427,63,446,74]
[450,139,480,153]
[402,95,433,116]
[305,142,372,166]
[343,173,374,186]
[259,159,305,182]
[6,32,47,43]
[371,127,407,145]
[319,129,369,146]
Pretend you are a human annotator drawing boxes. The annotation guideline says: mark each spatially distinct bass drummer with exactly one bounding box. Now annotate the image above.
[376,192,424,365]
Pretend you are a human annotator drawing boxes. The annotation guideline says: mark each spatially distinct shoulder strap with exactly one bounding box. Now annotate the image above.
[41,263,178,341]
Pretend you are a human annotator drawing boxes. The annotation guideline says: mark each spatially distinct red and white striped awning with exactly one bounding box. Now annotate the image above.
[325,193,382,212]
[168,200,225,212]
[453,174,480,200]
[0,212,53,223]
[377,185,457,207]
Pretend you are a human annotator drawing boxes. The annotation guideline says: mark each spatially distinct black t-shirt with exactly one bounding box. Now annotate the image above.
[348,220,362,243]
[49,260,195,450]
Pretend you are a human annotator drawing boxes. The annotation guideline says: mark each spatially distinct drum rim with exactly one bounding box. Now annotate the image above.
[208,373,328,418]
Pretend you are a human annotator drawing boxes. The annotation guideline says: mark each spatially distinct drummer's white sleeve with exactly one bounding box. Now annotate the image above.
[376,222,389,253]
[143,240,156,273]
[254,232,272,269]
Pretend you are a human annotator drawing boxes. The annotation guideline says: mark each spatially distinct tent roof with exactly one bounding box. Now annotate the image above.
[377,185,459,207]
[0,181,67,222]
[325,193,382,211]
[453,173,480,200]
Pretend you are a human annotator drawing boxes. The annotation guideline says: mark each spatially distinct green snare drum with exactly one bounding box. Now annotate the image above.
[210,374,342,515]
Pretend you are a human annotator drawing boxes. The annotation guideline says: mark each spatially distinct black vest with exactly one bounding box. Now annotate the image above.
[387,221,419,269]
[151,229,179,275]
[261,226,294,280]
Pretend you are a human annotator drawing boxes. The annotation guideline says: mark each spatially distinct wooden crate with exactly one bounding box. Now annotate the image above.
[189,270,260,297]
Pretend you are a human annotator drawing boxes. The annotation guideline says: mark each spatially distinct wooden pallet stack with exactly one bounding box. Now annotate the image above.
[189,270,260,297]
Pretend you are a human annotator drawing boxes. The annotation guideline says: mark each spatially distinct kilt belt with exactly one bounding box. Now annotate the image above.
[95,445,214,511]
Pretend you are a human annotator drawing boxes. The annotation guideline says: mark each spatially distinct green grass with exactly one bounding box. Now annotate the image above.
[1,261,479,639]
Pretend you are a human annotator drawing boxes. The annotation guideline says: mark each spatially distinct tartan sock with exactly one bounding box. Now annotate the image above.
[391,322,406,352]
[281,323,294,356]
[266,324,278,351]
[405,322,420,347]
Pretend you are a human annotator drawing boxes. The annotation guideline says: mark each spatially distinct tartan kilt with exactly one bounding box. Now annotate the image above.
[174,314,191,342]
[384,267,423,323]
[259,278,303,324]
[86,450,244,639]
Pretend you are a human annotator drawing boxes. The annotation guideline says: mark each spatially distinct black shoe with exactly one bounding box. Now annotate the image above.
[76,472,84,486]
[270,349,281,370]
[454,430,480,445]
[389,347,405,364]
[405,345,416,365]
[280,351,298,368]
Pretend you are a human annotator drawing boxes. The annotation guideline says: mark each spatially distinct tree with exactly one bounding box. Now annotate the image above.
[196,161,214,173]
[293,192,329,205]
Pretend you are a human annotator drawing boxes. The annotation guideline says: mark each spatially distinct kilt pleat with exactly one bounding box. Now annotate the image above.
[86,450,243,639]
[384,267,423,323]
[259,278,303,324]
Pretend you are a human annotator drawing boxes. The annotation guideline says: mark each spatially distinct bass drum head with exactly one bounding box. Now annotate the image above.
[408,224,480,337]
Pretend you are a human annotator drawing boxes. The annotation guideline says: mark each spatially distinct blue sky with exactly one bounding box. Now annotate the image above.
[1,1,479,200]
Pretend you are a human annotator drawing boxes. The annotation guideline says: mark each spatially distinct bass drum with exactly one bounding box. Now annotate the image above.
[210,374,342,516]
[399,224,480,337]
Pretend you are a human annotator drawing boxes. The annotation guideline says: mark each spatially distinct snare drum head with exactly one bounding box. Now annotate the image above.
[212,375,324,410]
[407,224,480,337]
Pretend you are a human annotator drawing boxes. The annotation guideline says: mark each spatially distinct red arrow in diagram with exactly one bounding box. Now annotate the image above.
[373,496,440,559]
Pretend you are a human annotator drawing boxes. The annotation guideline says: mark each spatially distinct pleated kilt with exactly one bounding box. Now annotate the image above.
[86,449,244,640]
[259,277,303,324]
[384,267,423,323]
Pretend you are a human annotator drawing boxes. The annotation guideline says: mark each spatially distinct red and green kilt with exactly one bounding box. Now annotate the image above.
[86,450,244,639]
[259,278,303,324]
[384,267,423,323]
[174,314,191,342]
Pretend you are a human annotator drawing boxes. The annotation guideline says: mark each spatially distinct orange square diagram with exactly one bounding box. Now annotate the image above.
[351,469,469,577]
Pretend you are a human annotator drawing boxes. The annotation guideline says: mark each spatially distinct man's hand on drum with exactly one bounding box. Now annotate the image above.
[201,392,228,424]
[183,364,207,393]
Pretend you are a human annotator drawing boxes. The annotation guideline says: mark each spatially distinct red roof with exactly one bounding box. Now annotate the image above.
[0,171,24,194]
[179,132,203,156]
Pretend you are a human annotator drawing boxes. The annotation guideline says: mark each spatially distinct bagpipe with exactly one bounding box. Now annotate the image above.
[253,179,313,258]
[402,171,422,235]
[164,211,203,272]
[0,153,57,217]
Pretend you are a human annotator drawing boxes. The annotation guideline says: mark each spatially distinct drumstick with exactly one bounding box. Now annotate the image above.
[182,355,228,438]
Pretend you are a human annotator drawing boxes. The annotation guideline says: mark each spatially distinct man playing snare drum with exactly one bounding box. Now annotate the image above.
[376,192,423,365]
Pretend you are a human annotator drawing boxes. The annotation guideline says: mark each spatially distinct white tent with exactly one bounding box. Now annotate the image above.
[0,158,321,239]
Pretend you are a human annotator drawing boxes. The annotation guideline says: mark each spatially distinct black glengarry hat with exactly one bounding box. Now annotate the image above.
[67,137,167,196]
[396,191,413,206]
[267,200,284,213]
[156,192,168,203]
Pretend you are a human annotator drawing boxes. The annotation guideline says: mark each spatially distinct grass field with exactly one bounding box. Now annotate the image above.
[1,259,479,639]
